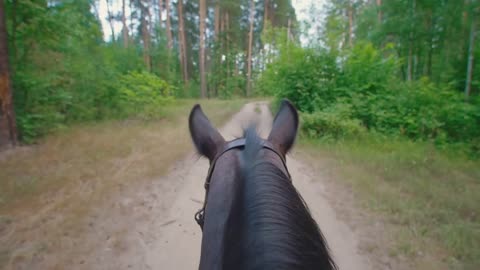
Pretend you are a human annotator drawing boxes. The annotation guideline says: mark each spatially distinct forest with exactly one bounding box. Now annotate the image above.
[0,0,295,145]
[0,0,479,269]
[0,0,477,149]
[259,0,480,154]
[0,0,478,154]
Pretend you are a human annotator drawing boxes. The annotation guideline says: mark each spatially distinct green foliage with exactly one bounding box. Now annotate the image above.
[116,72,175,119]
[220,74,246,99]
[208,41,247,99]
[261,41,480,154]
[300,135,480,268]
[301,104,365,139]
[372,80,480,143]
[7,0,178,142]
[10,0,107,141]
[342,42,397,94]
[295,0,480,267]
[258,43,339,112]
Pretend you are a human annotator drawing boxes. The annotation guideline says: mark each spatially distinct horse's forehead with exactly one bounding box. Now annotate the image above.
[210,150,242,178]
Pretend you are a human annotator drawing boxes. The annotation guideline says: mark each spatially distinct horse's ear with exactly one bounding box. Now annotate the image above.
[268,99,299,155]
[189,104,225,161]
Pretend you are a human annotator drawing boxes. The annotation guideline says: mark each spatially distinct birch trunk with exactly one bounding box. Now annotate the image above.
[105,0,116,41]
[465,16,476,98]
[122,0,129,48]
[347,1,354,48]
[158,0,163,28]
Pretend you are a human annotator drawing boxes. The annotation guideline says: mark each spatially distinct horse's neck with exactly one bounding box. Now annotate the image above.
[199,214,228,270]
[198,172,239,270]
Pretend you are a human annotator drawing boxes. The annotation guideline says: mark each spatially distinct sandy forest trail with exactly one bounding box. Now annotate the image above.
[38,102,373,269]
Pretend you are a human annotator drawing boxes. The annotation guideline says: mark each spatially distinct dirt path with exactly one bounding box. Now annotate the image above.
[26,102,373,269]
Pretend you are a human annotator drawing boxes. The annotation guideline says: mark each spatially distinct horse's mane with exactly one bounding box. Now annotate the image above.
[223,127,337,270]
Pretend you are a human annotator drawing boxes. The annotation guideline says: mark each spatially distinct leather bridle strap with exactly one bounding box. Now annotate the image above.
[194,138,290,230]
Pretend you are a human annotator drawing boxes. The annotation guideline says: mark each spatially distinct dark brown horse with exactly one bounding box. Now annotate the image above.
[189,100,336,270]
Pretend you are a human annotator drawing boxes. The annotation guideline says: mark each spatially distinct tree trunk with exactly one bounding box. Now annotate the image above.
[214,2,220,42]
[287,18,292,43]
[122,0,129,48]
[225,10,230,45]
[211,4,221,97]
[226,10,230,80]
[165,0,173,49]
[262,0,270,66]
[426,10,434,78]
[407,43,413,81]
[376,0,382,23]
[142,22,151,71]
[465,15,476,98]
[199,0,207,98]
[0,0,18,148]
[105,0,116,41]
[158,0,163,27]
[407,0,416,81]
[413,54,418,79]
[140,0,151,71]
[11,0,17,63]
[220,10,225,54]
[246,0,255,97]
[129,0,135,40]
[92,0,101,21]
[263,0,269,32]
[178,0,189,85]
[347,2,354,48]
[463,0,469,25]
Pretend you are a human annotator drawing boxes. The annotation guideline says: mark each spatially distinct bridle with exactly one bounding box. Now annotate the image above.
[194,138,291,230]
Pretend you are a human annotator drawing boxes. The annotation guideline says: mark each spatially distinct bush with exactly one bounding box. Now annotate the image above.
[301,103,366,139]
[116,71,176,119]
[370,79,480,143]
[257,44,339,112]
[342,42,398,96]
[14,69,175,142]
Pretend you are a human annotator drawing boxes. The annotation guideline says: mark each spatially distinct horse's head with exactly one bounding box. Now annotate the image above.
[189,100,299,227]
[189,101,334,270]
[188,100,300,267]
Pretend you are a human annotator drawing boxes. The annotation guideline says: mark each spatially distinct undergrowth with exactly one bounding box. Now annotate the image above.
[299,135,480,270]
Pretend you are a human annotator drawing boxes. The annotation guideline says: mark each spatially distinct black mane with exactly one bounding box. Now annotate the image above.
[223,128,337,270]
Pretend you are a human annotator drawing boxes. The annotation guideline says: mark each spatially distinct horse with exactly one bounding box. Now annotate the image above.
[188,100,337,270]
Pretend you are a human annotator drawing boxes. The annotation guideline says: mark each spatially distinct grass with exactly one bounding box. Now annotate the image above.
[297,134,480,270]
[0,99,244,211]
[0,99,245,268]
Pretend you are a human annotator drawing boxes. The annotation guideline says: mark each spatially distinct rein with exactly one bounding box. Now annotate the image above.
[195,138,290,230]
